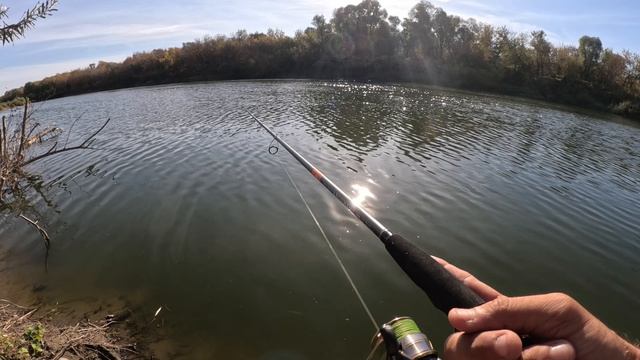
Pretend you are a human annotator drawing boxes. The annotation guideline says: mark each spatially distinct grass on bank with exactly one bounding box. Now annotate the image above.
[0,98,26,112]
[0,299,139,359]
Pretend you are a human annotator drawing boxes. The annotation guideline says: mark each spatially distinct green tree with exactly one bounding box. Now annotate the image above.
[578,35,603,77]
[621,50,640,95]
[495,27,531,82]
[473,24,495,64]
[530,30,551,77]
[402,1,437,59]
[432,8,456,61]
[451,20,475,63]
[599,49,626,90]
[312,15,331,44]
[331,0,392,61]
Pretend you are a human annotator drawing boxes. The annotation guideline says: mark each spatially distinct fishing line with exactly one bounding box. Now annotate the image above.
[274,153,378,331]
[250,112,494,354]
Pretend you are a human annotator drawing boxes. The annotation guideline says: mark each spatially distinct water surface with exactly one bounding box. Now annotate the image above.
[1,80,639,358]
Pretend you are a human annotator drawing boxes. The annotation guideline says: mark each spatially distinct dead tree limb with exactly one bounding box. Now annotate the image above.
[19,213,51,249]
[0,115,5,160]
[18,101,29,160]
[21,117,111,166]
[2,101,109,263]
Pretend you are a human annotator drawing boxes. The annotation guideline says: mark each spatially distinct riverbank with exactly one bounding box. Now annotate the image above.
[0,298,143,359]
[0,97,26,112]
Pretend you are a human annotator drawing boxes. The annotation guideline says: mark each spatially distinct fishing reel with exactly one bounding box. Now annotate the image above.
[368,317,440,360]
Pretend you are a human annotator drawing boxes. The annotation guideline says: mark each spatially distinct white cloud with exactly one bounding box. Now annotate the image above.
[12,22,215,49]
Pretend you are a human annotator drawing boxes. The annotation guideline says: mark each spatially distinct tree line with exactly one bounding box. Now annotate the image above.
[2,0,640,119]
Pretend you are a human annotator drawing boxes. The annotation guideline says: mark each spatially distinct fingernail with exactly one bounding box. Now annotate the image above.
[495,335,510,358]
[452,308,476,321]
[549,342,575,360]
[451,309,477,324]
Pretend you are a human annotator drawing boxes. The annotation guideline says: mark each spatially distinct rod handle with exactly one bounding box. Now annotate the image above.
[383,234,485,313]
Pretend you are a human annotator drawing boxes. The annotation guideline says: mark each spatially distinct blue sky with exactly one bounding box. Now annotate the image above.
[1,0,639,92]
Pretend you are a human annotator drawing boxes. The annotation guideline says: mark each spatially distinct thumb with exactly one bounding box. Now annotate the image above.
[448,293,586,337]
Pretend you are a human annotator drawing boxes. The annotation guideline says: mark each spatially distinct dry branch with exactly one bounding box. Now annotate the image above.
[17,101,29,159]
[1,99,110,253]
[19,213,51,249]
[26,126,61,146]
[21,117,111,166]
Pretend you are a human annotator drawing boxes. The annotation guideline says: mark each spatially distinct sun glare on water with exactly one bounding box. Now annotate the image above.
[350,183,376,207]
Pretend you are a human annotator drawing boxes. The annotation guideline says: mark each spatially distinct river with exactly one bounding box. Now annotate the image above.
[1,80,639,359]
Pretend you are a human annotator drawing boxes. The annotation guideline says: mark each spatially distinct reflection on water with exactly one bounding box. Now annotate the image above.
[350,184,375,208]
[0,80,639,359]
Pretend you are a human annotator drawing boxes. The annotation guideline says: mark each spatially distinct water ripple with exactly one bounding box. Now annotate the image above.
[1,81,639,359]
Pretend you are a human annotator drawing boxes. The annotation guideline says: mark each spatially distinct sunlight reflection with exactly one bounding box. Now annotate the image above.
[351,183,376,207]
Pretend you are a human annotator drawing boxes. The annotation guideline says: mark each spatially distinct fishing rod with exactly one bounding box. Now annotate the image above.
[248,112,485,359]
[249,112,484,312]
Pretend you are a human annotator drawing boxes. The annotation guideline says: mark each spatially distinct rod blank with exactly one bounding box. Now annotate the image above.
[250,112,485,315]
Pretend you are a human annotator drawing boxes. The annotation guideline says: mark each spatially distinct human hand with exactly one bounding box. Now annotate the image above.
[434,257,640,360]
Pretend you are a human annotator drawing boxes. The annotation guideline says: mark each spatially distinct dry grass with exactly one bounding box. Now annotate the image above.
[0,299,140,359]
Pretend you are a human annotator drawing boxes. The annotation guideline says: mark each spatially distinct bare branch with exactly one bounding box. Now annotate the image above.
[21,118,111,166]
[79,117,110,148]
[0,115,5,160]
[19,213,50,249]
[64,110,87,147]
[26,122,40,140]
[44,140,58,155]
[17,100,29,159]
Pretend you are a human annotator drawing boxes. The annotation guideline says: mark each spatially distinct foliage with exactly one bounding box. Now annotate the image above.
[0,323,45,360]
[0,97,26,111]
[22,324,45,357]
[2,0,640,119]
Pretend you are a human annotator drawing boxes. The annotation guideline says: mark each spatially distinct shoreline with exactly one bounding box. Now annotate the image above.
[2,78,638,124]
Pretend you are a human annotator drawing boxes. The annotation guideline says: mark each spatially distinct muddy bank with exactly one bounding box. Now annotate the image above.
[0,297,149,359]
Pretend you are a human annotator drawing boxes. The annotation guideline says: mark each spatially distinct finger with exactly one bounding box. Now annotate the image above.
[444,330,522,360]
[448,293,586,337]
[432,256,502,301]
[522,339,576,360]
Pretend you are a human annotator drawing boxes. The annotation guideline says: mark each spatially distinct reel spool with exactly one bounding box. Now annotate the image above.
[369,317,439,360]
